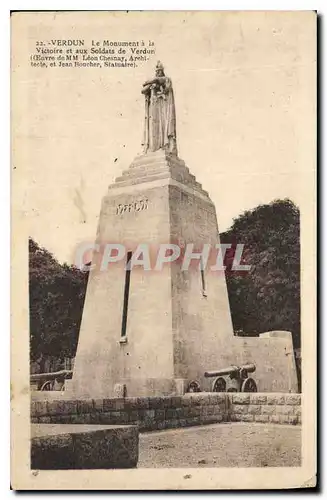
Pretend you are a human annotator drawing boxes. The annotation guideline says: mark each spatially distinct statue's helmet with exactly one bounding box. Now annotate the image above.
[155,61,165,75]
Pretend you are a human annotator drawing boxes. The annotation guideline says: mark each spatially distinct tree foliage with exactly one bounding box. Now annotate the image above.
[29,238,88,362]
[220,199,300,348]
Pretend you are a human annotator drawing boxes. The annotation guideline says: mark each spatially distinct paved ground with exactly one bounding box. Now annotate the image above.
[138,423,301,468]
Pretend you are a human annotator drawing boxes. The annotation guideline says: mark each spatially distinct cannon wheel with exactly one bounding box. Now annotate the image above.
[53,378,66,391]
[187,380,201,393]
[212,377,226,392]
[241,377,257,392]
[40,380,53,391]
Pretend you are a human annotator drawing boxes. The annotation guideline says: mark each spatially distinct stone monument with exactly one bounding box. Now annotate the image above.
[68,62,298,397]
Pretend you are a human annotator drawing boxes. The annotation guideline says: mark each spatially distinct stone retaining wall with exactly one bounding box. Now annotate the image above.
[31,424,138,469]
[31,393,301,430]
[229,393,301,425]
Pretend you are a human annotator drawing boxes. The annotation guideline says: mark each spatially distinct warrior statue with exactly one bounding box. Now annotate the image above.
[141,61,177,156]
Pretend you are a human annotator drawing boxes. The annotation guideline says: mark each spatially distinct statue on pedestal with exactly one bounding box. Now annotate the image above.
[142,61,177,156]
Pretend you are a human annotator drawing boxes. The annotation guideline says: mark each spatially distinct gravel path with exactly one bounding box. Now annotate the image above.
[138,422,301,468]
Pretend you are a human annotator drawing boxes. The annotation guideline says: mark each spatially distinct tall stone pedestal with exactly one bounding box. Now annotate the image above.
[68,150,298,397]
[69,150,234,397]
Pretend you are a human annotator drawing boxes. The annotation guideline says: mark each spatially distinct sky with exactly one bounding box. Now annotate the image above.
[13,11,316,264]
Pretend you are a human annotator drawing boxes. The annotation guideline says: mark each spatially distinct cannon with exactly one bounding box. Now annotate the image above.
[204,363,257,392]
[30,369,73,391]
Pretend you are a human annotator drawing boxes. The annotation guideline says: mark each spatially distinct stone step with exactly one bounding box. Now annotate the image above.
[116,161,198,183]
[114,168,204,192]
[117,168,194,184]
[108,176,208,198]
[116,166,171,182]
[108,152,207,195]
[130,151,186,168]
[108,171,171,189]
[124,158,190,176]
[130,160,188,175]
[31,424,139,469]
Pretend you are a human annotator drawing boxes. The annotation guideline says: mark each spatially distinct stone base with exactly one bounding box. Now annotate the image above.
[109,149,208,196]
[70,147,298,398]
[31,424,139,469]
[66,377,186,399]
[30,394,302,431]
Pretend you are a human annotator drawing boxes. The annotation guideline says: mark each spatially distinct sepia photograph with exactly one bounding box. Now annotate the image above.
[11,10,316,490]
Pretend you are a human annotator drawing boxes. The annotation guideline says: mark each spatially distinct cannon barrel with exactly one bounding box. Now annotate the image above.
[30,369,73,383]
[204,363,256,378]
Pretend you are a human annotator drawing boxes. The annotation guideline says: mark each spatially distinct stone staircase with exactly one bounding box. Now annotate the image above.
[108,149,209,198]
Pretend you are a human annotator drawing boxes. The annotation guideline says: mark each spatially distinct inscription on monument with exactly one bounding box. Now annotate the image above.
[116,198,148,215]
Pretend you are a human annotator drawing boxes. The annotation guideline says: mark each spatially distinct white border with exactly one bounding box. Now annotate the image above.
[4,1,322,498]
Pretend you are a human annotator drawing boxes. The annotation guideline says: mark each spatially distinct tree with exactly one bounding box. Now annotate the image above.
[220,199,300,349]
[29,238,88,365]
